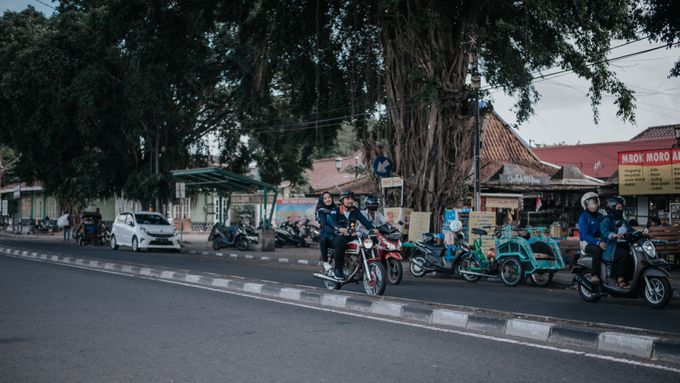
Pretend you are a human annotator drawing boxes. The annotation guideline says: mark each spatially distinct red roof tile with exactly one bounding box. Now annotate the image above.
[631,124,680,140]
[305,151,366,192]
[480,112,554,182]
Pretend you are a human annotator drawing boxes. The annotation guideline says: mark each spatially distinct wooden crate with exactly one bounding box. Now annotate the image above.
[648,226,680,266]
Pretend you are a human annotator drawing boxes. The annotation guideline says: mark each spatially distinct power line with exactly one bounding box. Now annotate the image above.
[32,0,56,11]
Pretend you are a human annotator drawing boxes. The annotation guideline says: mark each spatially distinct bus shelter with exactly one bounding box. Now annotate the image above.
[171,167,279,229]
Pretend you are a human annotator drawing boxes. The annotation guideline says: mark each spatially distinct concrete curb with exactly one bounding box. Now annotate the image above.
[2,244,680,366]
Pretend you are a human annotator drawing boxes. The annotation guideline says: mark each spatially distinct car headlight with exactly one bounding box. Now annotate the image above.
[642,240,657,258]
[362,238,374,249]
[140,227,147,235]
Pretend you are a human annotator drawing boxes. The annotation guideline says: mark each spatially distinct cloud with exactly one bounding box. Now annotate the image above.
[490,40,680,145]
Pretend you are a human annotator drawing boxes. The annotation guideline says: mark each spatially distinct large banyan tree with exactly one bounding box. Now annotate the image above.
[232,0,654,221]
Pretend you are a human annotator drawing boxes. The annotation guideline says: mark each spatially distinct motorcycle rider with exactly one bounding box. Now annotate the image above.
[316,191,336,272]
[359,195,388,233]
[326,191,377,279]
[578,192,606,285]
[600,196,634,289]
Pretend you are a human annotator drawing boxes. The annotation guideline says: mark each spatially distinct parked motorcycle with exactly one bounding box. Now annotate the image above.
[375,224,404,285]
[572,228,672,308]
[274,221,307,247]
[313,229,387,296]
[301,219,321,243]
[209,223,251,251]
[408,229,469,280]
[30,217,57,234]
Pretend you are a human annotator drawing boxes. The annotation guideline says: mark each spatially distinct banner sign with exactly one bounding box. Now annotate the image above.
[384,207,412,235]
[618,148,680,195]
[469,211,496,255]
[407,212,431,242]
[274,198,317,224]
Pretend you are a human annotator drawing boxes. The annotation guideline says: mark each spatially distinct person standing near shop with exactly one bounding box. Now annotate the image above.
[578,192,606,285]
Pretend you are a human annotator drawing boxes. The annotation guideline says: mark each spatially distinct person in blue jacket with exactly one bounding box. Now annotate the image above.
[578,192,606,285]
[326,191,377,279]
[315,191,336,272]
[600,196,634,289]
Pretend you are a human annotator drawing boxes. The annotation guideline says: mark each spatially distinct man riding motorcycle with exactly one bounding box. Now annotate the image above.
[578,192,606,285]
[326,191,377,279]
[359,195,388,233]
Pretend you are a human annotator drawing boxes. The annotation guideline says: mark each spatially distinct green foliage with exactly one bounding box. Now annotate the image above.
[0,0,678,209]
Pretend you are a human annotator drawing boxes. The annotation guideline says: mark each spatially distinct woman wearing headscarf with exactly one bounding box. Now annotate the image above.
[316,191,336,271]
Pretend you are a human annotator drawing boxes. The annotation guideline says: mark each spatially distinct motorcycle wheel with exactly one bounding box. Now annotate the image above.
[409,256,427,278]
[236,236,249,251]
[499,257,523,287]
[212,240,221,251]
[530,271,553,287]
[386,258,403,285]
[458,256,481,283]
[363,262,387,296]
[323,269,341,290]
[577,272,601,303]
[642,276,672,309]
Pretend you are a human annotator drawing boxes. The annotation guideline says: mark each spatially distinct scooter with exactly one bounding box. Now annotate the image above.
[313,228,387,296]
[572,229,672,308]
[209,223,251,251]
[375,224,404,285]
[274,221,307,247]
[408,231,469,279]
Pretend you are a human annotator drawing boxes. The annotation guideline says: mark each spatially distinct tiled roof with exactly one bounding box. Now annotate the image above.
[533,138,677,178]
[480,112,554,182]
[631,124,680,140]
[305,151,366,193]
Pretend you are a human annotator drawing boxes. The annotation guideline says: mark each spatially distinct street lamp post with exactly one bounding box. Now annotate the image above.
[471,35,481,212]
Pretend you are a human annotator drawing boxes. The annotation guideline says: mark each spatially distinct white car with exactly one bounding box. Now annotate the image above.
[110,211,180,252]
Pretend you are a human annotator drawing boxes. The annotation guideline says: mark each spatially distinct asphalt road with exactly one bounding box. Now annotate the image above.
[2,255,679,383]
[2,237,680,334]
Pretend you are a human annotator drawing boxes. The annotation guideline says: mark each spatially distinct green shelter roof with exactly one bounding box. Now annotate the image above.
[171,167,278,193]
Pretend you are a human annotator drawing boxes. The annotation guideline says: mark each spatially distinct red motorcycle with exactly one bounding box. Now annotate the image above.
[312,228,387,296]
[375,224,404,285]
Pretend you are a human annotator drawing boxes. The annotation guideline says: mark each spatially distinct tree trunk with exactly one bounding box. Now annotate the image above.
[373,1,479,230]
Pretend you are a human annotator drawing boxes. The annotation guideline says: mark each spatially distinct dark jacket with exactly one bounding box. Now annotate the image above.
[316,194,336,238]
[326,206,374,235]
[600,216,633,261]
[578,211,604,246]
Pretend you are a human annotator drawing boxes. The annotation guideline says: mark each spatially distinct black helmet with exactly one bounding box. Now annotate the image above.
[605,196,625,213]
[339,191,355,201]
[365,195,380,210]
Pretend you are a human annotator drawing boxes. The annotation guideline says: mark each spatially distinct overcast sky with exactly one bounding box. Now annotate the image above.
[3,1,679,146]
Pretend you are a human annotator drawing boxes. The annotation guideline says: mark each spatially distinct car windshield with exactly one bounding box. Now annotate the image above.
[135,214,169,226]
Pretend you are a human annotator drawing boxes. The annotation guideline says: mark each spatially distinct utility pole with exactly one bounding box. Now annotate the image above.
[155,127,160,212]
[471,33,481,212]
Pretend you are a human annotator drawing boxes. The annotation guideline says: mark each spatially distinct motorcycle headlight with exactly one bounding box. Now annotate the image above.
[362,238,374,249]
[642,241,657,258]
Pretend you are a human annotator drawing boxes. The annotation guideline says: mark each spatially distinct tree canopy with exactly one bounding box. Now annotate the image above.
[0,0,677,216]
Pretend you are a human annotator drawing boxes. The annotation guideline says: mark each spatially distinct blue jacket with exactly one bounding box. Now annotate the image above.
[578,211,604,246]
[326,206,374,235]
[316,208,334,238]
[600,216,633,261]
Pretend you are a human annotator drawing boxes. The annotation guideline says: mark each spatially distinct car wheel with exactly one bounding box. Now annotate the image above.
[111,234,119,250]
[132,236,140,252]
